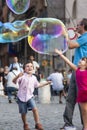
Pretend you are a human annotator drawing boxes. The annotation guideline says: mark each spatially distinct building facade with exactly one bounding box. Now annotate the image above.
[65,0,87,65]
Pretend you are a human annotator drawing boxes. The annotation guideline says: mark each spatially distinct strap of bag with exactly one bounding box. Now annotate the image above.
[12,71,17,76]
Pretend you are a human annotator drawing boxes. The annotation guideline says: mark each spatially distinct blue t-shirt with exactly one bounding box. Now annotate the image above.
[73,32,87,65]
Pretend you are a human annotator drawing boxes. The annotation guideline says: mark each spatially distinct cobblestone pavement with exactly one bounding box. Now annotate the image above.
[0,96,82,130]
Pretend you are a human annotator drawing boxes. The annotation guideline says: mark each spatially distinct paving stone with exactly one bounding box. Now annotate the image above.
[0,96,82,130]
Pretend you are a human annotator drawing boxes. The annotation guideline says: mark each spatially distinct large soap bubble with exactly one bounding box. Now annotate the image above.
[0,17,35,43]
[6,0,30,15]
[28,18,68,55]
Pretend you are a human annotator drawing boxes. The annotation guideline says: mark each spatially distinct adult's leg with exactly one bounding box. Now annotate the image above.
[50,85,54,101]
[59,91,62,103]
[7,87,12,103]
[11,87,18,99]
[63,71,77,125]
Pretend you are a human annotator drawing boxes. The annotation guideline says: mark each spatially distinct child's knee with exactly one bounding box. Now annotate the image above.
[32,107,38,112]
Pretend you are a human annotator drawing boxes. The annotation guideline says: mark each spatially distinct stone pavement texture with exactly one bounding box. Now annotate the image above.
[0,96,82,130]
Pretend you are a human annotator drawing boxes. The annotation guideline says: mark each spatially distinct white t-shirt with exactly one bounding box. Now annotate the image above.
[0,82,4,96]
[47,72,64,91]
[9,63,23,73]
[32,61,39,74]
[6,70,19,89]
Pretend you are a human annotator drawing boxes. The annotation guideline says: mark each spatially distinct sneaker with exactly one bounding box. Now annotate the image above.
[60,124,74,130]
[35,123,44,130]
[65,126,76,130]
[24,123,30,130]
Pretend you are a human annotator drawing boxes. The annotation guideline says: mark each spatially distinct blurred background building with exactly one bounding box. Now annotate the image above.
[0,0,87,76]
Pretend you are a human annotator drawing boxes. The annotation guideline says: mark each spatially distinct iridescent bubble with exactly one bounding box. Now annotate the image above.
[6,0,30,15]
[0,17,35,43]
[28,18,68,55]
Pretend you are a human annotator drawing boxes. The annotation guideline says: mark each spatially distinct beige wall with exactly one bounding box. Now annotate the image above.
[77,0,87,20]
[65,0,87,68]
[65,0,87,27]
[65,0,76,27]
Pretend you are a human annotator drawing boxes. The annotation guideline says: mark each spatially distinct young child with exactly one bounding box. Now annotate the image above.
[55,49,87,130]
[13,61,51,130]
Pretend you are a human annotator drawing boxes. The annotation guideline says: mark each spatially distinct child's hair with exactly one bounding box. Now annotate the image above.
[23,60,33,70]
[81,57,87,69]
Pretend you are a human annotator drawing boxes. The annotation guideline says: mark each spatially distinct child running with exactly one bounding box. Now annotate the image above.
[55,48,87,130]
[13,61,51,130]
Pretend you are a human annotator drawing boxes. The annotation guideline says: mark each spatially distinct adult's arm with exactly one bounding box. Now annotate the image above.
[68,40,80,49]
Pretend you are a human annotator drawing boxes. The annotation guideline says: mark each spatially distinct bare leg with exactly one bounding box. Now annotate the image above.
[59,90,66,103]
[32,108,44,130]
[62,90,67,97]
[80,103,87,130]
[63,71,77,126]
[32,108,40,123]
[21,114,30,130]
[21,114,28,125]
[59,91,62,103]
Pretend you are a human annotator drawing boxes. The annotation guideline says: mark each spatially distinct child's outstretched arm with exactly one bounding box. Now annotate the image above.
[55,49,77,71]
[38,81,51,88]
[13,72,23,84]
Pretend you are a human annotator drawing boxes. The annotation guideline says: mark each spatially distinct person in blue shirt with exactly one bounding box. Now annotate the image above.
[60,18,87,130]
